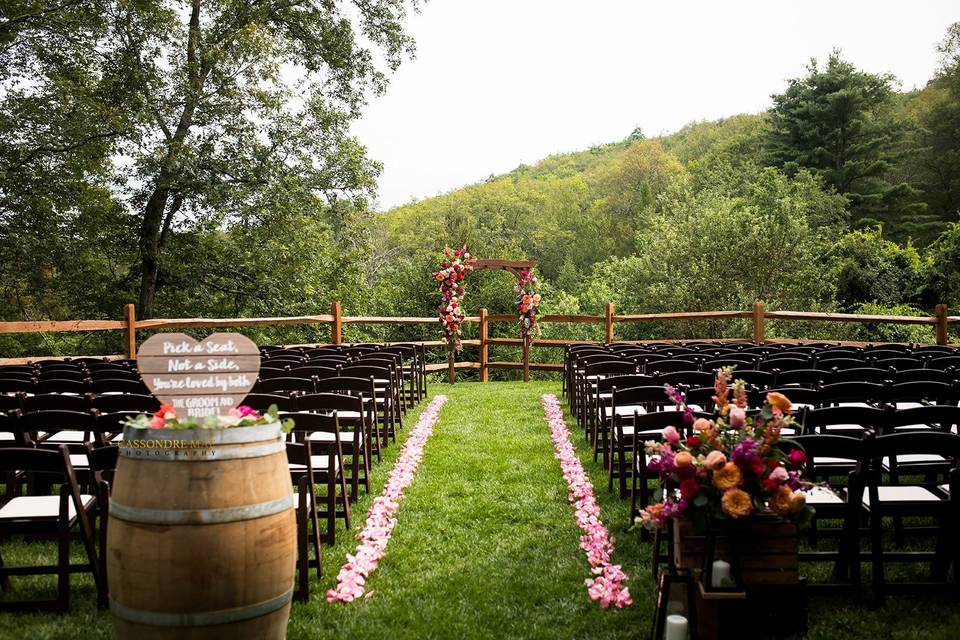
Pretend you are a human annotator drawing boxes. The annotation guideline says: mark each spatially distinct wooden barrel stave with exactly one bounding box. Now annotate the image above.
[108,423,295,639]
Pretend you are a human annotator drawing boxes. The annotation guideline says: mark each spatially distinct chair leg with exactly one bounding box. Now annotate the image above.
[295,492,309,602]
[339,466,351,530]
[57,521,70,612]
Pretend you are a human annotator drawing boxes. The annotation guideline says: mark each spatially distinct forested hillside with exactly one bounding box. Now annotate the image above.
[2,14,960,356]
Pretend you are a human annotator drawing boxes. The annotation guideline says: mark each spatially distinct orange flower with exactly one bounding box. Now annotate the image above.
[767,392,792,413]
[674,451,694,468]
[693,418,712,432]
[712,462,742,491]
[768,486,794,516]
[721,488,753,518]
[790,491,807,513]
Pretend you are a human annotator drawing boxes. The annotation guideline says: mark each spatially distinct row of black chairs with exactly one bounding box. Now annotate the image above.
[0,345,431,609]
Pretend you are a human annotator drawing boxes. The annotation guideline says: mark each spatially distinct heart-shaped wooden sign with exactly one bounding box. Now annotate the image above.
[136,332,260,419]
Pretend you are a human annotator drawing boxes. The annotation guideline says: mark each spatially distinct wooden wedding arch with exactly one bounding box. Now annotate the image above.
[445,258,539,383]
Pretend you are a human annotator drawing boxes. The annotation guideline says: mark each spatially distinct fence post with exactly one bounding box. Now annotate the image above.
[123,304,137,359]
[752,300,766,343]
[479,308,489,382]
[330,301,342,345]
[605,301,615,343]
[522,338,530,383]
[935,304,948,345]
[447,344,456,384]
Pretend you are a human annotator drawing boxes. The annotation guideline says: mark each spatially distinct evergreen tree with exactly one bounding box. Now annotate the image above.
[765,51,924,239]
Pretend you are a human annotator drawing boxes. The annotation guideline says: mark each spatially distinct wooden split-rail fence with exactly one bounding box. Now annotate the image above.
[1,301,957,383]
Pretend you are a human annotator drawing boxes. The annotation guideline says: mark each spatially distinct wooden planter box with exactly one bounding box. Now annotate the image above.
[673,512,799,586]
[673,513,806,640]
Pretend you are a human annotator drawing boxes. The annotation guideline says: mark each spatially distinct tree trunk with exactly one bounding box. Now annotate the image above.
[138,183,171,319]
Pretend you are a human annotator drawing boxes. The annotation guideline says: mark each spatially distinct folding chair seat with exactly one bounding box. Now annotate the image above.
[20,410,97,451]
[577,361,637,434]
[296,393,370,501]
[314,377,383,459]
[0,446,102,611]
[787,434,866,591]
[861,432,960,604]
[281,412,350,545]
[620,410,712,500]
[340,365,401,440]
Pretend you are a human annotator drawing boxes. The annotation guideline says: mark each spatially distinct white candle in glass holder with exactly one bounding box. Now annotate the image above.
[711,559,731,588]
[664,614,688,640]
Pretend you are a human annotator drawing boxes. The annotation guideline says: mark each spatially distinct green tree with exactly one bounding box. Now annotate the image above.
[765,51,923,237]
[902,23,960,242]
[827,227,925,311]
[1,0,417,318]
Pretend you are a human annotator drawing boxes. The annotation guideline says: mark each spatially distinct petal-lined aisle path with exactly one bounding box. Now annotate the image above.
[288,381,654,640]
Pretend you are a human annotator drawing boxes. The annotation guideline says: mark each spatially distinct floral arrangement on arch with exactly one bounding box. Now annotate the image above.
[433,245,476,351]
[124,403,294,431]
[637,367,814,531]
[515,269,541,344]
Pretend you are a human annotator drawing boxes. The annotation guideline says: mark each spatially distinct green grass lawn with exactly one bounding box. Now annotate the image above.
[1,381,960,639]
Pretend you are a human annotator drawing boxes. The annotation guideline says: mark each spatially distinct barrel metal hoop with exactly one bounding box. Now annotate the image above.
[118,439,285,461]
[122,421,282,445]
[110,587,293,627]
[109,494,294,525]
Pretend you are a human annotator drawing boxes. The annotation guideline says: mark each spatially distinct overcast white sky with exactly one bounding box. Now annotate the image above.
[352,1,960,211]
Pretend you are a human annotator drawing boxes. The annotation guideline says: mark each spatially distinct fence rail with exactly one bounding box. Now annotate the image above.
[1,301,957,379]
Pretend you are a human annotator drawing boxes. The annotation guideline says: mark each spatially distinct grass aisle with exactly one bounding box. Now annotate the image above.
[292,381,652,640]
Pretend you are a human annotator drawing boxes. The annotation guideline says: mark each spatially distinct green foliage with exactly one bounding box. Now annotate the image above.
[846,302,936,344]
[829,227,926,310]
[764,51,925,240]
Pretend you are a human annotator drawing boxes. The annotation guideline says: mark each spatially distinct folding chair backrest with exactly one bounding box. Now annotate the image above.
[802,406,885,435]
[882,405,960,434]
[656,371,714,389]
[90,393,160,414]
[22,393,91,413]
[886,381,958,406]
[257,376,316,395]
[241,393,298,413]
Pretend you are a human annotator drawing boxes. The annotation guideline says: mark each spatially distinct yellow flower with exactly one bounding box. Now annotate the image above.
[768,486,794,516]
[712,462,742,491]
[721,488,753,518]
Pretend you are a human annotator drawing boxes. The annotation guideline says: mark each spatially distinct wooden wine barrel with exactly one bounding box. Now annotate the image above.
[107,422,296,640]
